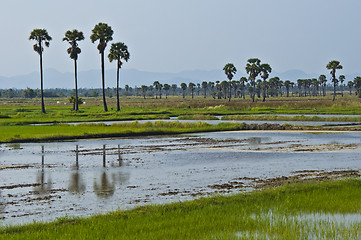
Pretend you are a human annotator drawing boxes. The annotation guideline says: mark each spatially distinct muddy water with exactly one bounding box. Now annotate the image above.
[0,131,361,225]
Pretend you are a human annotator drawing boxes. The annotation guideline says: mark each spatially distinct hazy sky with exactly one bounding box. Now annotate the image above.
[1,0,361,77]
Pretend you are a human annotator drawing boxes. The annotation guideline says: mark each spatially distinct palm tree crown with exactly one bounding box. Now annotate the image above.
[63,30,84,61]
[29,29,52,55]
[108,42,130,68]
[90,23,113,53]
[223,63,237,81]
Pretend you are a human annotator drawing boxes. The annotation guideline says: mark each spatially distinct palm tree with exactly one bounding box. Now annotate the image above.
[171,84,177,96]
[260,63,272,102]
[181,83,187,98]
[223,63,237,102]
[318,75,327,96]
[326,60,343,101]
[108,42,130,111]
[347,81,354,95]
[339,75,345,97]
[163,84,170,99]
[29,29,52,114]
[201,81,208,98]
[354,77,361,97]
[141,85,147,99]
[239,77,248,99]
[63,29,84,111]
[245,58,261,102]
[90,23,114,111]
[189,82,196,99]
[284,80,291,97]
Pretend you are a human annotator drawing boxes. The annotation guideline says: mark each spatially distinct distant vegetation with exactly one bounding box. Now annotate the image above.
[21,23,361,113]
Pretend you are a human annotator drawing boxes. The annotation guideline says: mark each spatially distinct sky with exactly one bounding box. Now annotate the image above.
[1,0,361,77]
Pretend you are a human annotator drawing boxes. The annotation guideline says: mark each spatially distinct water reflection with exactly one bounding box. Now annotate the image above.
[33,146,52,194]
[93,145,130,199]
[94,172,115,198]
[94,145,115,198]
[69,145,86,194]
[0,191,5,220]
[246,137,270,145]
[111,144,123,168]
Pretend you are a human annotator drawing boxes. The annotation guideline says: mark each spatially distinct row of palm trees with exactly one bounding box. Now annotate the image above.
[220,59,347,102]
[136,70,361,101]
[29,22,129,113]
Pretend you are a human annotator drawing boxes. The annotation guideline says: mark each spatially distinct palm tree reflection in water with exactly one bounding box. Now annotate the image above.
[34,146,52,194]
[93,144,130,199]
[69,145,86,194]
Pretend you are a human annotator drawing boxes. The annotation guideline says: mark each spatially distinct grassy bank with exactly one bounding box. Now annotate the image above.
[222,114,361,122]
[2,179,361,239]
[1,97,361,126]
[0,121,248,143]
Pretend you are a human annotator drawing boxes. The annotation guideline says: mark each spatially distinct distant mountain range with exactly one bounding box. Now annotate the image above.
[0,68,359,89]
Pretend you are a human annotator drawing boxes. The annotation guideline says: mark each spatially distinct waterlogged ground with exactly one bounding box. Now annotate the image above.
[0,131,361,225]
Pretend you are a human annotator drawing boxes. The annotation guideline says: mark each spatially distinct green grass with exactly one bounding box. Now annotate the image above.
[222,114,361,122]
[1,96,361,126]
[178,114,219,120]
[2,179,361,239]
[0,121,247,143]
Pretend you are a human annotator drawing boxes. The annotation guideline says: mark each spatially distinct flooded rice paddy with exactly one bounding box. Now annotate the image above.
[0,130,361,225]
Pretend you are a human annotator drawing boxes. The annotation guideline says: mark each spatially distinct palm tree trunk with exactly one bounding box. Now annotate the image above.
[228,83,231,102]
[101,51,108,111]
[74,59,78,111]
[39,50,46,114]
[116,64,120,111]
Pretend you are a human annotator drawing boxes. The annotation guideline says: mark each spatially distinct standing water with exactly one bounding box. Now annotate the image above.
[0,130,361,225]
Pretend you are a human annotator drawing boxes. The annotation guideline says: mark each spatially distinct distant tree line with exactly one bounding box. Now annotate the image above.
[4,28,360,110]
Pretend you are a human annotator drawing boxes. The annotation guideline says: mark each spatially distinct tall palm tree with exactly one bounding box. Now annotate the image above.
[327,60,343,101]
[29,29,52,114]
[63,29,84,111]
[90,23,113,111]
[245,58,261,102]
[223,63,237,102]
[108,42,130,111]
